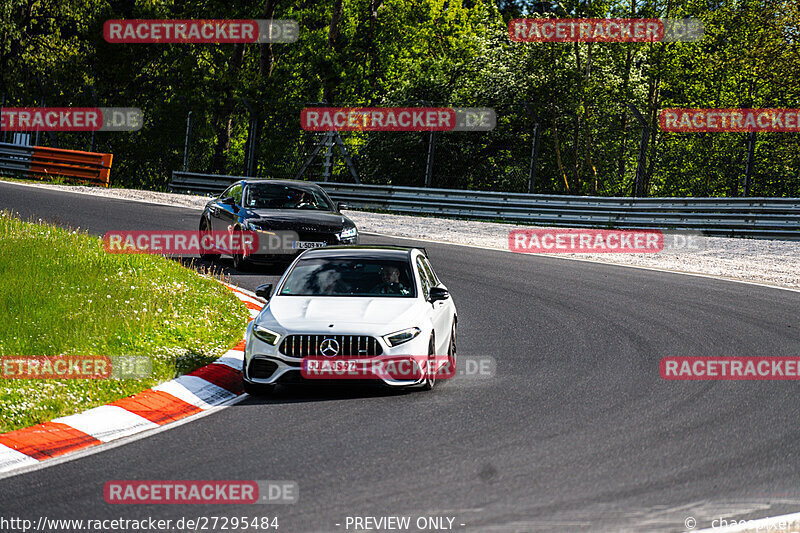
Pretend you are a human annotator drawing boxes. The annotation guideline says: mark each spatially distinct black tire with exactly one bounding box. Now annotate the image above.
[243,380,275,396]
[231,228,250,272]
[422,335,436,391]
[232,252,250,272]
[199,218,215,261]
[447,321,457,372]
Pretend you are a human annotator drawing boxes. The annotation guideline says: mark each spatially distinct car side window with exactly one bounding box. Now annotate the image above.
[229,184,243,205]
[420,256,439,285]
[416,256,432,299]
[243,185,257,207]
[219,184,236,200]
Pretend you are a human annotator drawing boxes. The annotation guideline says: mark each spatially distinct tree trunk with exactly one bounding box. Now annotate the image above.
[643,39,665,197]
[583,43,593,194]
[210,43,245,174]
[323,0,345,104]
[252,0,280,176]
[618,0,637,183]
[572,42,582,193]
[259,0,279,77]
[619,48,633,178]
[554,117,570,192]
[367,0,383,94]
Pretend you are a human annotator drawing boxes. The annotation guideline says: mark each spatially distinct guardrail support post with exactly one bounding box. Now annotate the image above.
[744,131,756,197]
[34,100,43,147]
[239,98,259,177]
[627,104,650,198]
[245,118,258,176]
[528,122,540,193]
[425,131,436,187]
[183,111,193,172]
[0,94,5,144]
[633,126,648,197]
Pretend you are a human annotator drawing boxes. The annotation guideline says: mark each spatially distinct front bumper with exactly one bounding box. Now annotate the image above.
[243,326,430,388]
[240,235,358,264]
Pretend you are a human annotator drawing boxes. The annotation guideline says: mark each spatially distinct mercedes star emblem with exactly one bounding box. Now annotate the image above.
[320,338,340,357]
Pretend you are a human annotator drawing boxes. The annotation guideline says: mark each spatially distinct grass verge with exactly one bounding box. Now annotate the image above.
[0,212,250,433]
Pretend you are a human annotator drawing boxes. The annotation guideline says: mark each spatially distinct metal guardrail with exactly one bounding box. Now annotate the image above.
[169,171,242,194]
[170,171,800,239]
[0,142,113,186]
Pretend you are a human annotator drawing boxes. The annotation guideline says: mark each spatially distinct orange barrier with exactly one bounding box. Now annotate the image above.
[28,146,113,186]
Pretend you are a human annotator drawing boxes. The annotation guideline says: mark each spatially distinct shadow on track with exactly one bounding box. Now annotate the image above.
[241,383,417,406]
[172,256,292,278]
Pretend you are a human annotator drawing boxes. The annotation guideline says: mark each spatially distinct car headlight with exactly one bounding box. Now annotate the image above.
[382,327,421,347]
[339,227,358,239]
[253,325,280,345]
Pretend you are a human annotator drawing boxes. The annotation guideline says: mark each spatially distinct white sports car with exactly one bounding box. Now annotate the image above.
[242,245,457,394]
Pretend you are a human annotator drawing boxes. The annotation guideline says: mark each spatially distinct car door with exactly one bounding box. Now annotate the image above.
[210,183,238,233]
[217,182,243,234]
[423,255,454,355]
[416,255,451,355]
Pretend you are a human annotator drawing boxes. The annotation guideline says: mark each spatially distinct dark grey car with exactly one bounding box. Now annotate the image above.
[199,179,358,270]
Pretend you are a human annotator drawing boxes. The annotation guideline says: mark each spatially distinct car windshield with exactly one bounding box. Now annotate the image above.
[280,257,415,297]
[243,183,333,211]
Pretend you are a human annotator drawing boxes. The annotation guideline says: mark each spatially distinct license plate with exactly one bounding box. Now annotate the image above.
[306,359,358,373]
[328,360,357,373]
[292,241,326,249]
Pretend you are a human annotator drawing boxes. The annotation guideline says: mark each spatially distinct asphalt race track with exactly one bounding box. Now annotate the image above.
[2,181,800,532]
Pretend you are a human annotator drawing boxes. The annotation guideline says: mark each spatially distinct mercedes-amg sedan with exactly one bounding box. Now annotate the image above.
[242,246,457,394]
[199,179,358,270]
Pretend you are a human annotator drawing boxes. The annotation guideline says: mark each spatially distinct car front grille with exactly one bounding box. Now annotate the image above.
[296,231,339,244]
[279,335,383,358]
[249,358,279,379]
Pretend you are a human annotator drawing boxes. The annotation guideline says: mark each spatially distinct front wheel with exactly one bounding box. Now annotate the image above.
[199,218,215,261]
[231,229,250,272]
[232,251,250,272]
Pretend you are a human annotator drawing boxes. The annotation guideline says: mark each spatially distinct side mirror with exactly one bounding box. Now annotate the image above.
[337,202,349,211]
[220,196,236,206]
[255,283,273,300]
[428,286,449,303]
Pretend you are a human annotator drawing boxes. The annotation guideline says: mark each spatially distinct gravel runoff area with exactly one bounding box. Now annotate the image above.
[7,179,800,291]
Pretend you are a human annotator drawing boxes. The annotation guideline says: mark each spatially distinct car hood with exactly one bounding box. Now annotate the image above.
[260,296,421,332]
[242,209,350,232]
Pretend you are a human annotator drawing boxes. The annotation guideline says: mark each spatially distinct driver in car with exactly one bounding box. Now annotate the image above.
[372,266,409,295]
[295,191,317,209]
